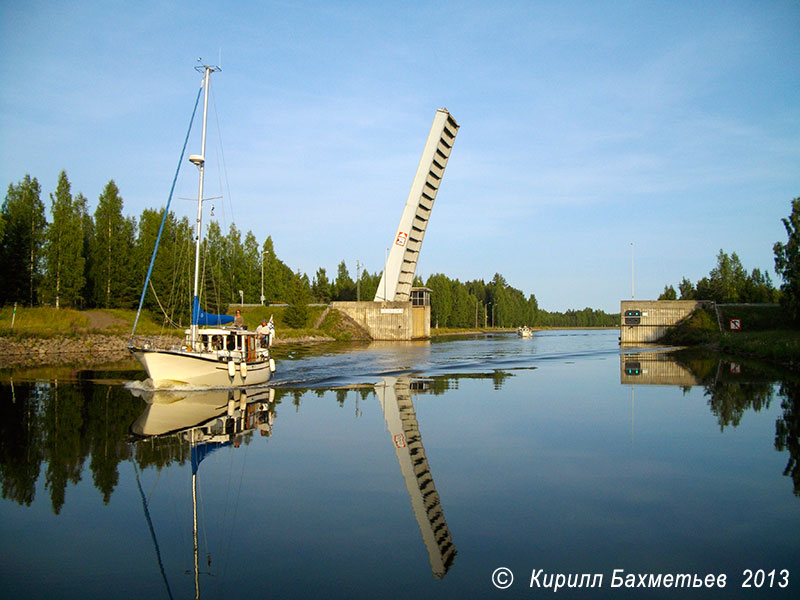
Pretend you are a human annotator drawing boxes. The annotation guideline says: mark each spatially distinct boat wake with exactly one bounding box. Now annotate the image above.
[268,331,629,389]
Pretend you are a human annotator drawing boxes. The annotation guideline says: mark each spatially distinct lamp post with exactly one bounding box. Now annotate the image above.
[260,250,265,305]
[356,259,362,302]
[631,242,635,299]
[384,248,389,302]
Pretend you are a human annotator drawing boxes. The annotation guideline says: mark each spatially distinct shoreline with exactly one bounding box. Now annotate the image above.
[0,333,339,369]
[2,327,793,372]
[0,328,566,369]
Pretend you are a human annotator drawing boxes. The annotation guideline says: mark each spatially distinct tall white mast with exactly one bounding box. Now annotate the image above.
[189,63,220,347]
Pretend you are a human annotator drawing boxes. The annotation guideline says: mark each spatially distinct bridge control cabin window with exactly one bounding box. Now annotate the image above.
[411,287,431,307]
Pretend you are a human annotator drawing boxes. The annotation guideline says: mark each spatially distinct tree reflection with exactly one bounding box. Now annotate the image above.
[667,350,800,498]
[0,381,44,506]
[705,380,774,431]
[0,380,142,513]
[775,380,800,496]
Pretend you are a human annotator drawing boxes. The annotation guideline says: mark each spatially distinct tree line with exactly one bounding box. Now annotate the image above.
[0,171,379,325]
[659,197,800,325]
[2,171,618,328]
[658,249,779,304]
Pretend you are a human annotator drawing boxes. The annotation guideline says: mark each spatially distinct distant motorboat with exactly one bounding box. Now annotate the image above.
[517,326,534,338]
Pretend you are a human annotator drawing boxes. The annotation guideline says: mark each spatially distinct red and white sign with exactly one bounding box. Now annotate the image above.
[395,231,408,247]
[729,319,742,331]
[394,433,406,448]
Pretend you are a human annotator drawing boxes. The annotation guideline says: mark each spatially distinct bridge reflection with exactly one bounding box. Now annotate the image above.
[376,377,457,578]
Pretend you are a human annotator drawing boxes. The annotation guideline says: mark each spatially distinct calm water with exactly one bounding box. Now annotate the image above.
[1,330,798,599]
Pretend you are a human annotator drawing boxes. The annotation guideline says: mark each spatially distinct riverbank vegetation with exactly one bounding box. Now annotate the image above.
[1,171,618,333]
[661,304,799,370]
[659,198,800,322]
[654,197,800,368]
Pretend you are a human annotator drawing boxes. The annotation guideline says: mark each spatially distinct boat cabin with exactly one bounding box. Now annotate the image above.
[185,327,265,360]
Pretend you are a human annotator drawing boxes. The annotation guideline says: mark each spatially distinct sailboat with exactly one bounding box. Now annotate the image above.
[129,64,275,388]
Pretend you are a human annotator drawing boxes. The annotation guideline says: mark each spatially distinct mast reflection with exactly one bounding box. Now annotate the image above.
[375,376,457,578]
[129,386,276,599]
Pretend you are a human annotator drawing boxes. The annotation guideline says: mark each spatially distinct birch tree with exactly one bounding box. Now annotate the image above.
[43,171,85,308]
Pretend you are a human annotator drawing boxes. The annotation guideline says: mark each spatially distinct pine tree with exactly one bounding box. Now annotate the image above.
[91,181,136,308]
[312,267,332,303]
[0,175,47,305]
[334,260,356,300]
[284,270,310,328]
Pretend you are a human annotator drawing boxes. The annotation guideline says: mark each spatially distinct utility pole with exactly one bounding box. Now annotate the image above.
[356,259,362,302]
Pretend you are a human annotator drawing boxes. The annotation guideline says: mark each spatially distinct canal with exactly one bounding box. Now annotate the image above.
[0,330,797,598]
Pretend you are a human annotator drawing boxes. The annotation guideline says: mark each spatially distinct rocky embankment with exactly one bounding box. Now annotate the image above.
[0,335,178,368]
[0,308,373,369]
[0,333,345,369]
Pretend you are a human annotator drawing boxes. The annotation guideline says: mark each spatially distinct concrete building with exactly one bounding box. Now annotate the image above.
[331,287,431,341]
[620,299,713,344]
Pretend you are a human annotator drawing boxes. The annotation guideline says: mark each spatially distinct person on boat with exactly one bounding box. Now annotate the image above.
[233,309,244,327]
[256,318,269,347]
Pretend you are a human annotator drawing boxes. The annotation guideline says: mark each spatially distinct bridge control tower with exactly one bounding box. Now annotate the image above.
[374,109,459,302]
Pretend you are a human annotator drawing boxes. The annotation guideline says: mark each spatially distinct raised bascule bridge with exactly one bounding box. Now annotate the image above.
[333,109,459,340]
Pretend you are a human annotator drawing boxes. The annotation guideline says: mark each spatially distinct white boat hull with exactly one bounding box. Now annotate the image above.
[131,347,272,388]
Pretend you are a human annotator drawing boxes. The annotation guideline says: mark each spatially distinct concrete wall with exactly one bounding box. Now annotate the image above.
[332,301,430,341]
[620,300,713,344]
[620,351,702,386]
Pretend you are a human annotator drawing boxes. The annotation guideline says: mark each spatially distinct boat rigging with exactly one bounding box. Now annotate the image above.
[129,63,276,387]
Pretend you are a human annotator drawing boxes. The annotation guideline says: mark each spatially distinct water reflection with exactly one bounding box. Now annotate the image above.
[0,378,141,512]
[621,349,800,497]
[376,377,457,578]
[127,387,276,599]
[130,386,276,439]
[2,332,800,599]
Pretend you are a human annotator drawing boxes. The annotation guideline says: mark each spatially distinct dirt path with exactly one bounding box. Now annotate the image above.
[84,310,126,330]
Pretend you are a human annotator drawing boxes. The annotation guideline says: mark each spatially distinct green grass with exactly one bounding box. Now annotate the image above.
[0,306,88,337]
[719,330,800,366]
[0,306,176,338]
[659,307,720,345]
[660,305,800,370]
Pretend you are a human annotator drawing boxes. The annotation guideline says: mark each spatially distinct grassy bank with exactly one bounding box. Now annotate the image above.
[660,305,800,370]
[0,304,365,343]
[0,306,167,337]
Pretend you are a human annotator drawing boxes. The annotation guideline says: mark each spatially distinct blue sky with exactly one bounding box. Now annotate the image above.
[1,1,798,313]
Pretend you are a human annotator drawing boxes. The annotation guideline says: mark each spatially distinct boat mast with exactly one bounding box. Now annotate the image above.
[189,63,220,347]
[191,429,200,600]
